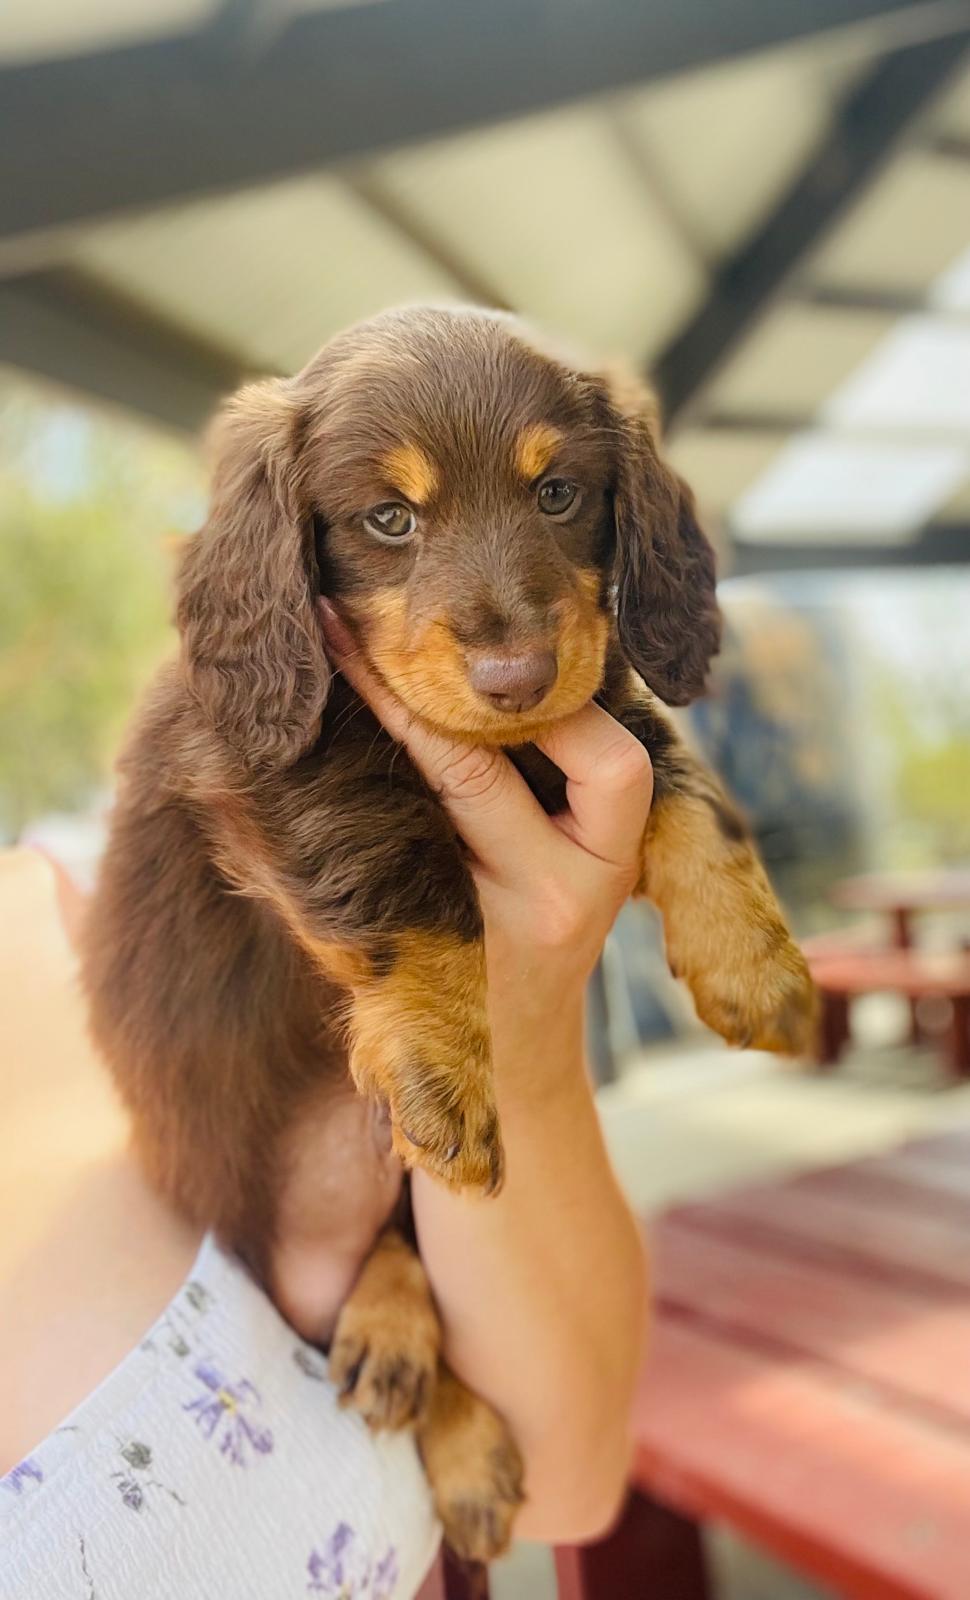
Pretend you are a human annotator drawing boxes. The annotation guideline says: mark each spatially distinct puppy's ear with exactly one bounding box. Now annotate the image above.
[176,379,330,769]
[605,372,721,706]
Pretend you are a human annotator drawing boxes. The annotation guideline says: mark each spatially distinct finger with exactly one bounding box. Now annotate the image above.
[534,702,653,867]
[318,600,550,871]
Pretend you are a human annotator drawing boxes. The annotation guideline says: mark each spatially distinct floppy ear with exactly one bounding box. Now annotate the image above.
[606,373,721,706]
[176,379,330,770]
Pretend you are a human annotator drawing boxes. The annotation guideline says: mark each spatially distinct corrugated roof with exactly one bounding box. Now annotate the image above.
[1,4,968,560]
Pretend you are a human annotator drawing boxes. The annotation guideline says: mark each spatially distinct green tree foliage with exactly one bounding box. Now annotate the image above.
[0,380,204,837]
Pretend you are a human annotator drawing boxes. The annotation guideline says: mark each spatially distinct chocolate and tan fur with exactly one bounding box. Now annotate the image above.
[81,307,814,1560]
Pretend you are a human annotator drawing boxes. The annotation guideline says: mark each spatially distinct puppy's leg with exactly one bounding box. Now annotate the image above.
[333,1228,525,1559]
[329,1227,440,1430]
[214,742,502,1196]
[418,1365,525,1564]
[610,682,816,1052]
[344,930,502,1195]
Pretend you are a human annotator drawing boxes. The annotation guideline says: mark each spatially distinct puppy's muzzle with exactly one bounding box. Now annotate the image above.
[466,648,558,714]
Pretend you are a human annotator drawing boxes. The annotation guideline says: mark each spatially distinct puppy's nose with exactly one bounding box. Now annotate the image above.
[467,649,558,713]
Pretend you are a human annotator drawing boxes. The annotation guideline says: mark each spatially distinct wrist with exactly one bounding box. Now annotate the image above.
[488,985,589,1102]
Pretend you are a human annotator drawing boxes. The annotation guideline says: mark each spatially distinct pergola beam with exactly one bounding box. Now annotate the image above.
[696,411,970,445]
[0,0,951,256]
[0,270,250,431]
[728,522,970,573]
[796,284,970,317]
[653,33,970,428]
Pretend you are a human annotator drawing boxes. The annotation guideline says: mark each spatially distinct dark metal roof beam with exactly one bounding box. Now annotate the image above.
[0,269,251,432]
[795,283,970,316]
[728,521,970,573]
[697,410,970,441]
[927,132,970,161]
[0,0,953,252]
[653,33,970,428]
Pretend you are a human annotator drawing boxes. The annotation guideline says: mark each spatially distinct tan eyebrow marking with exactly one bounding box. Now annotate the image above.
[381,443,439,505]
[515,423,563,483]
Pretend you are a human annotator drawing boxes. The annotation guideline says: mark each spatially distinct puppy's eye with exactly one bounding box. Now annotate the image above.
[537,478,580,518]
[364,502,417,542]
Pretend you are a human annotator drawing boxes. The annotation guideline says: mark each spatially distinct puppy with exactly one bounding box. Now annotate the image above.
[81,306,814,1561]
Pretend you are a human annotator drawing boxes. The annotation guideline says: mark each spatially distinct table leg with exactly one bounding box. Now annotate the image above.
[948,995,970,1080]
[817,991,850,1069]
[891,910,922,1042]
[555,1489,711,1600]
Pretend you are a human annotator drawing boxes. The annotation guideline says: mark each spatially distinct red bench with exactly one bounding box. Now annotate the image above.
[561,1127,970,1598]
[424,1128,970,1598]
[806,946,970,1076]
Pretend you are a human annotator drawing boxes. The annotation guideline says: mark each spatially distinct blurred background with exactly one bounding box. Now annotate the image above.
[2,3,970,1597]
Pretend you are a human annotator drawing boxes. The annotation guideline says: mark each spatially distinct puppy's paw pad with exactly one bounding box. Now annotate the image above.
[392,1070,504,1196]
[687,939,817,1057]
[437,1438,525,1563]
[329,1311,437,1433]
[422,1382,524,1562]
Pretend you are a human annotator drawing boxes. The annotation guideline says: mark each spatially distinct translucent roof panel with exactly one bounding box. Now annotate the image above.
[0,0,381,62]
[72,176,464,374]
[932,243,970,312]
[731,434,970,542]
[823,317,970,434]
[369,107,706,363]
[0,0,215,62]
[807,152,970,296]
[936,472,970,520]
[667,429,786,521]
[618,44,836,260]
[704,304,895,417]
[929,59,970,141]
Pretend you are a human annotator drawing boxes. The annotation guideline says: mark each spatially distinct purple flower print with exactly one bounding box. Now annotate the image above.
[307,1522,355,1593]
[183,1361,274,1464]
[371,1546,399,1600]
[1,1457,43,1496]
[307,1523,398,1598]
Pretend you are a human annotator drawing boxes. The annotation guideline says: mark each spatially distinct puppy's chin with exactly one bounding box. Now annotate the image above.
[389,683,590,749]
[363,630,610,746]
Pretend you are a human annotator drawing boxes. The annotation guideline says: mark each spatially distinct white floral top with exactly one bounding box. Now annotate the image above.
[0,1236,440,1598]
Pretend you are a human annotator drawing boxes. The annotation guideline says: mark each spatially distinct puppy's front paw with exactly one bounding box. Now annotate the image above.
[347,931,504,1196]
[679,929,816,1055]
[329,1233,440,1432]
[390,1063,504,1197]
[420,1372,525,1562]
[330,1306,437,1432]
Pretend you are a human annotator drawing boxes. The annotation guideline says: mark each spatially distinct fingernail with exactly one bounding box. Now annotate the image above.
[317,597,356,656]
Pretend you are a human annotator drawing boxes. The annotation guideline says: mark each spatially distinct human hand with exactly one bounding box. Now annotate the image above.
[318,602,653,1037]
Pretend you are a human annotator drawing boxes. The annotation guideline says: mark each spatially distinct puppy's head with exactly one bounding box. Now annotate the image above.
[178,306,720,766]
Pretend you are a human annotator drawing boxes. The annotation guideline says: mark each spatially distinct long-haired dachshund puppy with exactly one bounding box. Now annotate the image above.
[81,306,814,1561]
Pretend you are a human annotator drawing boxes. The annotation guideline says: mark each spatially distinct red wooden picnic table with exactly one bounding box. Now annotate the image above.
[424,1127,970,1599]
[559,1125,970,1599]
[831,869,970,950]
[806,946,970,1076]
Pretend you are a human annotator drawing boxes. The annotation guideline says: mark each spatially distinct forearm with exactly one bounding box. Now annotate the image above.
[412,991,648,1542]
